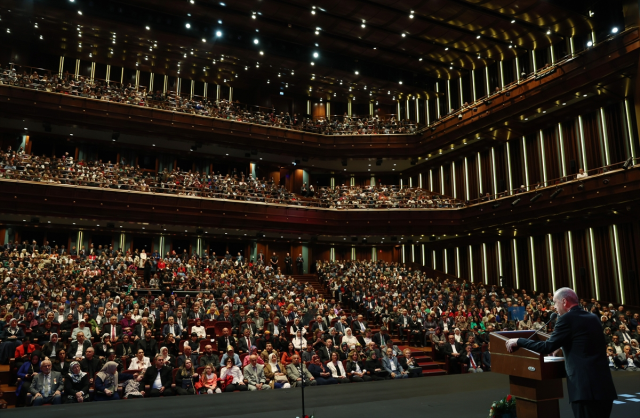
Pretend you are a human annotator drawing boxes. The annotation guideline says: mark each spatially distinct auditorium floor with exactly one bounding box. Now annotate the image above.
[4,372,638,418]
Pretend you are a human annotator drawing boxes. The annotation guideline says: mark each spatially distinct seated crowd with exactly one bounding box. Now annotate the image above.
[0,65,418,136]
[0,146,463,209]
[1,246,638,406]
[317,259,640,374]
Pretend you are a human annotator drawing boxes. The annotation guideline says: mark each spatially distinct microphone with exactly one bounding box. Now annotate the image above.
[527,313,557,340]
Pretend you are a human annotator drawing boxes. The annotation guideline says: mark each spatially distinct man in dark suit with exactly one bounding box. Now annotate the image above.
[216,328,236,355]
[506,288,617,418]
[373,326,391,348]
[102,316,122,342]
[238,328,256,354]
[162,317,182,338]
[142,355,175,397]
[318,339,337,363]
[67,332,92,361]
[442,334,464,374]
[79,347,101,381]
[137,329,158,358]
[351,314,367,337]
[266,318,283,337]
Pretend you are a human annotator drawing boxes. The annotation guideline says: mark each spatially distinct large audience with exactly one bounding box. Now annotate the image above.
[0,146,463,209]
[0,65,419,136]
[1,247,638,406]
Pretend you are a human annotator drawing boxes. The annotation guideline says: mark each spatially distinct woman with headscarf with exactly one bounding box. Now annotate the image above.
[242,345,264,367]
[15,351,40,406]
[338,342,349,360]
[94,361,138,401]
[159,346,174,368]
[292,330,308,350]
[0,318,25,363]
[364,350,389,380]
[196,364,221,394]
[42,332,64,359]
[341,327,358,350]
[264,352,290,389]
[64,361,90,403]
[174,358,198,395]
[95,334,113,359]
[307,354,337,386]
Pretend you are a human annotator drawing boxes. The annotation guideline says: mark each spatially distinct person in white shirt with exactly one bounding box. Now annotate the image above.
[191,318,206,339]
[576,168,588,179]
[129,349,151,370]
[292,330,307,350]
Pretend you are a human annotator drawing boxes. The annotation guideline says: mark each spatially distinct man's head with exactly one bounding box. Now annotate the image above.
[184,346,192,356]
[204,345,213,355]
[222,328,230,336]
[154,354,165,368]
[291,354,300,365]
[386,348,394,358]
[40,359,52,375]
[448,335,455,344]
[145,329,152,340]
[249,354,258,366]
[553,288,579,316]
[85,347,95,359]
[76,332,85,343]
[612,335,620,344]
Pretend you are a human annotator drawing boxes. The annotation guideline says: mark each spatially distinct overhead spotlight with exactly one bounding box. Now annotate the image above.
[111,132,120,142]
[612,27,619,34]
[216,31,222,37]
[505,91,510,97]
[253,38,259,44]
[603,178,610,185]
[313,52,318,58]
[546,29,551,35]
[511,197,521,206]
[587,40,593,47]
[185,23,191,29]
[485,100,492,105]
[511,19,516,23]
[530,192,543,202]
[623,156,633,169]
[458,114,462,120]
[550,188,563,199]
[476,35,481,39]
[190,145,197,152]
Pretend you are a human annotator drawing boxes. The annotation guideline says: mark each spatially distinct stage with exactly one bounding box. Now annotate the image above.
[5,372,639,418]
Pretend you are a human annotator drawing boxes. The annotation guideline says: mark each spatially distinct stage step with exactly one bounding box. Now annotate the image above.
[0,384,16,406]
[422,369,447,376]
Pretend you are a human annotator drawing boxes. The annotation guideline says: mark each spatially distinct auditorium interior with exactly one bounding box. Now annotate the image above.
[0,0,639,416]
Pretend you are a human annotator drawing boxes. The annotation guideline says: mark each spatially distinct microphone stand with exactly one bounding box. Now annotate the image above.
[526,313,557,340]
[298,332,306,418]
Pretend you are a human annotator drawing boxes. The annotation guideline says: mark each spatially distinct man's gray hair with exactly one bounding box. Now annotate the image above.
[554,287,579,304]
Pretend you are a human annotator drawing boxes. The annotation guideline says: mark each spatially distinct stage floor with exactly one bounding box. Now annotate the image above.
[5,372,639,418]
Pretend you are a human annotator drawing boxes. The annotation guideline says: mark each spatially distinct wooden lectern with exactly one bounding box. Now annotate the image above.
[490,330,566,418]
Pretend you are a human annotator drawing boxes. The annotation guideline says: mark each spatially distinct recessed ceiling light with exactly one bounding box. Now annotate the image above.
[587,40,593,47]
[313,52,318,58]
[612,27,619,34]
[476,35,481,39]
[185,23,191,28]
[401,33,406,37]
[145,26,150,30]
[511,19,516,23]
[254,38,259,44]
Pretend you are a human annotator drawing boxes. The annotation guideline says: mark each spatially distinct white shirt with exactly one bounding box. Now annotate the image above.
[389,358,397,371]
[75,342,84,358]
[272,325,279,335]
[130,356,151,370]
[576,172,588,179]
[450,343,459,354]
[43,373,52,396]
[152,368,163,389]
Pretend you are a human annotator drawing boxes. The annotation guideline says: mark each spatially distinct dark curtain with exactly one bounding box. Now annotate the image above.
[479,150,493,197]
[562,119,581,176]
[532,235,551,295]
[524,133,542,187]
[604,102,629,164]
[592,226,617,303]
[493,144,508,194]
[508,140,525,191]
[617,222,640,306]
[581,111,605,171]
[467,155,480,200]
[542,126,562,183]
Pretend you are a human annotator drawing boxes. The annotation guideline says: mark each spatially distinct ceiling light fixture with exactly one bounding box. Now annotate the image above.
[185,23,191,28]
[254,38,259,44]
[216,31,222,37]
[612,27,619,34]
[313,52,318,58]
[145,26,150,30]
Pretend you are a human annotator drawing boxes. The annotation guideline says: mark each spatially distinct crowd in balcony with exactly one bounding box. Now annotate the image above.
[0,146,463,209]
[0,66,417,136]
[316,260,640,374]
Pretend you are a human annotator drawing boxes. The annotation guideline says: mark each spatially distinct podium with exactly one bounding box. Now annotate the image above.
[490,331,566,418]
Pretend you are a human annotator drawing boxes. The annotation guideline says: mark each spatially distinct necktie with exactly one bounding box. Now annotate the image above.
[44,375,50,397]
[470,355,477,369]
[246,337,250,348]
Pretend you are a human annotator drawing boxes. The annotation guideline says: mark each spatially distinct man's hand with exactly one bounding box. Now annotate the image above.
[390,372,396,378]
[34,393,42,399]
[54,391,60,396]
[159,386,165,393]
[256,383,263,390]
[506,338,519,353]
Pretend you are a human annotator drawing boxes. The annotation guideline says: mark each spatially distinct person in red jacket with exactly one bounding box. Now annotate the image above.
[14,336,36,373]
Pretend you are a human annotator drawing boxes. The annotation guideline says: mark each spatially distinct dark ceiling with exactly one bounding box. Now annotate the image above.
[0,0,608,104]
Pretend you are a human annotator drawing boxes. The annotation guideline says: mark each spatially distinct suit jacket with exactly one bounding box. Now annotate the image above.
[461,351,482,369]
[315,345,333,363]
[243,363,267,385]
[102,324,122,340]
[133,324,150,340]
[351,320,368,334]
[142,365,173,390]
[266,323,284,336]
[29,371,64,396]
[80,356,102,377]
[441,342,464,357]
[372,332,390,347]
[137,338,159,358]
[67,340,92,359]
[517,305,617,402]
[162,323,183,337]
[238,336,256,353]
[382,356,404,374]
[217,335,237,352]
[286,362,314,382]
[326,360,348,378]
